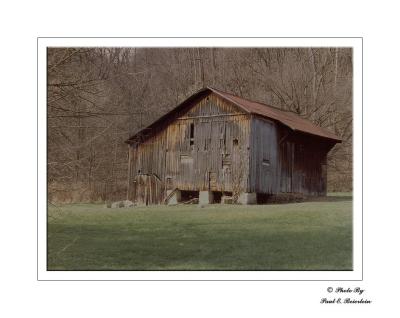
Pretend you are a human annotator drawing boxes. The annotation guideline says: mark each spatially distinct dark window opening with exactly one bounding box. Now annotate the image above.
[181,190,199,202]
[233,138,239,146]
[166,177,173,190]
[256,193,271,204]
[138,169,141,174]
[212,191,222,203]
[189,123,194,146]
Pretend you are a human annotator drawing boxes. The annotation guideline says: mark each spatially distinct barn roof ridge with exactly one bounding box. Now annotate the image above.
[126,87,342,143]
[206,86,287,112]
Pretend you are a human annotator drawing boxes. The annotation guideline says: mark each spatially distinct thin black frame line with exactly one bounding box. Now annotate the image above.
[38,37,363,281]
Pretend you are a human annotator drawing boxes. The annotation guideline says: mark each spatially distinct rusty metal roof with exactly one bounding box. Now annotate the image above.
[126,87,342,143]
[209,87,341,142]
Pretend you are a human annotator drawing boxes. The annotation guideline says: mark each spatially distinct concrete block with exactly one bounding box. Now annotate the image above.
[199,191,214,204]
[166,189,181,205]
[238,192,257,205]
[221,195,233,204]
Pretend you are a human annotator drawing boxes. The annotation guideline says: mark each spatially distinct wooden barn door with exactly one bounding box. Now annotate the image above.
[132,174,164,205]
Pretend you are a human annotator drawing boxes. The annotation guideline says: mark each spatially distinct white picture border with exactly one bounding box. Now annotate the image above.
[38,37,362,281]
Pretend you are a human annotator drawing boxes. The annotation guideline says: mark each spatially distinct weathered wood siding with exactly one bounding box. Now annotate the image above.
[276,127,331,195]
[128,92,334,202]
[248,116,331,196]
[249,116,279,194]
[128,93,251,201]
[130,174,164,205]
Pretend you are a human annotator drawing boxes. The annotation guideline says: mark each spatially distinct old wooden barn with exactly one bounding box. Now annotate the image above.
[125,87,341,205]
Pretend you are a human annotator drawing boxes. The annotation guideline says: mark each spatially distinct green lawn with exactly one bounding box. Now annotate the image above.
[47,194,352,270]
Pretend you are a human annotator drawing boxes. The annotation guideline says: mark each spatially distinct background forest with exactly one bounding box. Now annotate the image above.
[47,47,353,203]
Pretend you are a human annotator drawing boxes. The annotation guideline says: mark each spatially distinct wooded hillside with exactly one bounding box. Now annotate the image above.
[47,47,352,202]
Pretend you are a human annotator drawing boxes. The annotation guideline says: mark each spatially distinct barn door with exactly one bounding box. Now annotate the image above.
[133,174,164,205]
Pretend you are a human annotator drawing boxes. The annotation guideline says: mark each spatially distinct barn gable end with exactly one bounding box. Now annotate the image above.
[127,92,252,204]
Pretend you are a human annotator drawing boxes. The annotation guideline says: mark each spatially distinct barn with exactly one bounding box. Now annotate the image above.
[125,87,341,205]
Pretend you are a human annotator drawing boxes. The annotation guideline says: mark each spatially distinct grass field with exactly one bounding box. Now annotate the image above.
[47,194,352,271]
